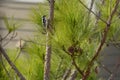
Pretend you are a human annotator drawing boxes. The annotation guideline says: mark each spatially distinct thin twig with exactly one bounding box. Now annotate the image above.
[71,56,84,76]
[86,0,95,27]
[14,49,22,63]
[2,31,17,47]
[78,0,107,24]
[24,40,46,46]
[0,52,12,79]
[94,11,101,27]
[0,32,10,42]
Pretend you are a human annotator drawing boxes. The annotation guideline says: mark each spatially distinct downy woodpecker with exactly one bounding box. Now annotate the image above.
[42,15,47,27]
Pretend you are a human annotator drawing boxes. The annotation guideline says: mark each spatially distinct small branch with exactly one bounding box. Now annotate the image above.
[94,11,101,27]
[62,45,84,77]
[14,39,25,62]
[62,45,71,56]
[86,0,95,27]
[0,53,11,79]
[71,56,84,76]
[0,33,10,45]
[88,0,95,15]
[2,31,17,47]
[13,48,22,63]
[78,0,107,24]
[0,32,10,42]
[94,0,105,27]
[0,45,26,80]
[84,0,120,79]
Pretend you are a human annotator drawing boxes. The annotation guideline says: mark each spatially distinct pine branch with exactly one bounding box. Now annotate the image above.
[0,45,26,80]
[62,45,84,76]
[83,0,120,79]
[71,56,84,76]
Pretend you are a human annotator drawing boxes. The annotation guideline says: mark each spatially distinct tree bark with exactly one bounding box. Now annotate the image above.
[69,70,77,80]
[0,45,26,80]
[44,0,54,80]
[44,32,52,80]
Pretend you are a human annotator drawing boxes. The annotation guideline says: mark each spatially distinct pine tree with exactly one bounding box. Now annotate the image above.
[30,0,120,79]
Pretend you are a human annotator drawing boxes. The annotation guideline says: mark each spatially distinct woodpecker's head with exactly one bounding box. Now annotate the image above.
[43,15,46,18]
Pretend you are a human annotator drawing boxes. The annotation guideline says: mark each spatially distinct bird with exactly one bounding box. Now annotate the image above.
[42,15,47,27]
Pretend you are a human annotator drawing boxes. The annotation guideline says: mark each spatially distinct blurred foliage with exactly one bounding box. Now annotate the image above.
[1,0,120,80]
[4,16,20,33]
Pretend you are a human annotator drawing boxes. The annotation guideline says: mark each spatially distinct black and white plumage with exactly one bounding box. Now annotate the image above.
[42,15,47,27]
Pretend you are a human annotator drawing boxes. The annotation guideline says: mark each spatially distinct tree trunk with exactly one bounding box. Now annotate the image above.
[44,32,52,80]
[44,0,54,80]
